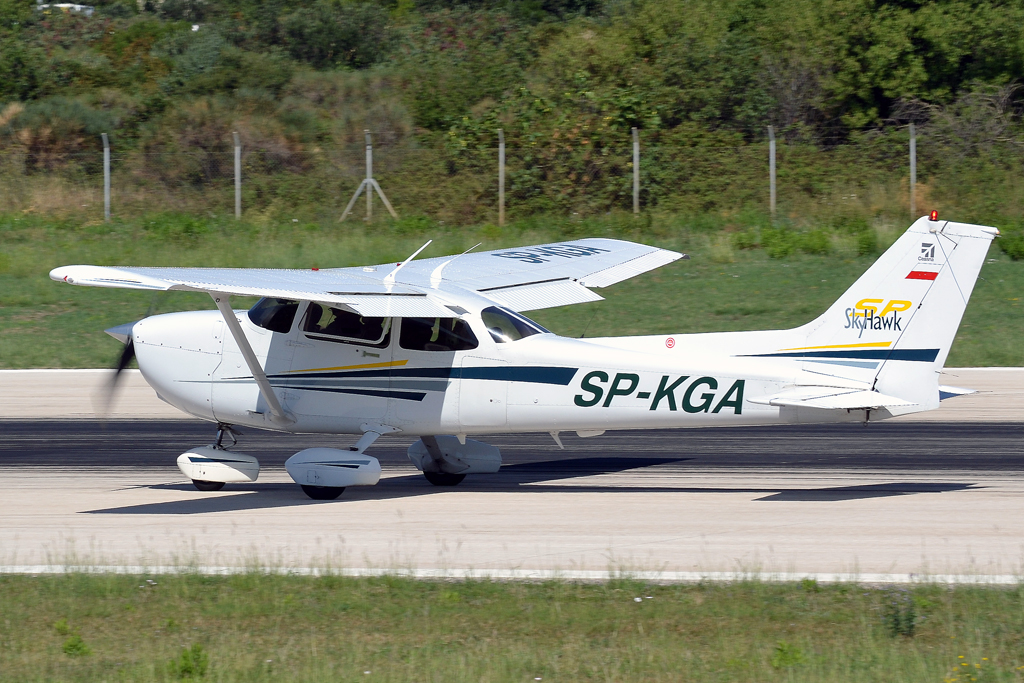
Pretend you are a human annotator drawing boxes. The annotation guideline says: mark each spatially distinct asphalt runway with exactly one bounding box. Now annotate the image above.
[2,420,1024,580]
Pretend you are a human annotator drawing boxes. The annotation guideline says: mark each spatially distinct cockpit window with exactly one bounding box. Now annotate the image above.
[303,303,390,345]
[480,306,548,343]
[247,298,299,333]
[400,317,478,352]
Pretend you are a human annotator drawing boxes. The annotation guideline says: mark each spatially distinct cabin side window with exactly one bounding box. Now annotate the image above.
[247,298,299,333]
[399,317,479,352]
[303,303,390,346]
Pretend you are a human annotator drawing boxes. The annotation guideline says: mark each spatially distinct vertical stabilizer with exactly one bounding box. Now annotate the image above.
[795,217,998,410]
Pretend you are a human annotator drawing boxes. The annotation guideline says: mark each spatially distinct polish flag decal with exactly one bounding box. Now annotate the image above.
[906,270,939,281]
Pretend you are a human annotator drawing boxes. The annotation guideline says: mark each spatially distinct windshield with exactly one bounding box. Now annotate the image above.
[480,306,548,343]
[247,298,299,333]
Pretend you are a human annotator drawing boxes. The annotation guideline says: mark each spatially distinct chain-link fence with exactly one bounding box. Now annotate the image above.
[2,133,1023,225]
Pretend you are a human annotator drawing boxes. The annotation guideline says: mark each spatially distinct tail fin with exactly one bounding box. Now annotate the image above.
[797,217,998,411]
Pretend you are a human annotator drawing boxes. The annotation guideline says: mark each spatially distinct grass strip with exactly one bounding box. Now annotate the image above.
[2,214,1022,368]
[0,573,1019,682]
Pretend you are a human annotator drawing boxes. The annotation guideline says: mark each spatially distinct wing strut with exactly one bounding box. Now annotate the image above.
[211,293,294,425]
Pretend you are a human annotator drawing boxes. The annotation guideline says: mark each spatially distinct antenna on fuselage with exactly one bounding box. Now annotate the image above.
[383,239,432,285]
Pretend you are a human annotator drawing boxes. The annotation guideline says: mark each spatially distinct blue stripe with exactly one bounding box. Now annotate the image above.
[275,386,427,402]
[746,349,939,362]
[269,366,578,386]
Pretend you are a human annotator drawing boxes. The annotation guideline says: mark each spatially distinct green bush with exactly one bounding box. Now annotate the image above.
[799,229,831,255]
[62,634,91,657]
[170,643,209,679]
[761,227,798,258]
[999,226,1024,260]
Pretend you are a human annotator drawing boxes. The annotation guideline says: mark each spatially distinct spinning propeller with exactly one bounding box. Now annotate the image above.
[96,294,161,417]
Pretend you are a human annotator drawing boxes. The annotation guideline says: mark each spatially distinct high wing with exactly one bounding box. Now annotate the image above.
[50,238,684,316]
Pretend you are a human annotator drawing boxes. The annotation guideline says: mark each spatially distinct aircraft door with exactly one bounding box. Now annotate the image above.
[458,356,509,428]
[284,303,393,424]
[211,299,296,421]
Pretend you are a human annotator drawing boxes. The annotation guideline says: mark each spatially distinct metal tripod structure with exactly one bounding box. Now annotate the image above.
[341,130,398,222]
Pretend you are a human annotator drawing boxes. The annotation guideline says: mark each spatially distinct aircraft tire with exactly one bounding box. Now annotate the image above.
[192,479,225,492]
[301,485,345,500]
[424,472,466,486]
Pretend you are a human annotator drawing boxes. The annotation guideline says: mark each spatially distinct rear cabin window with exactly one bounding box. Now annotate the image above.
[480,306,548,343]
[248,298,299,333]
[303,303,390,346]
[399,317,478,352]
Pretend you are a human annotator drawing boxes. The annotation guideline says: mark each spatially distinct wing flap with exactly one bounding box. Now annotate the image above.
[479,278,604,311]
[749,387,917,410]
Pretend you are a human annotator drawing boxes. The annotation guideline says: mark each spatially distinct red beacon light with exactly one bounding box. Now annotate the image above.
[929,210,939,222]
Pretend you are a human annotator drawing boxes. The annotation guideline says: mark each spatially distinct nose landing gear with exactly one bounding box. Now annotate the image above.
[177,424,259,491]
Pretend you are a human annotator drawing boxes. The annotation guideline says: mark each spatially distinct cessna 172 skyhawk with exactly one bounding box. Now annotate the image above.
[51,215,997,499]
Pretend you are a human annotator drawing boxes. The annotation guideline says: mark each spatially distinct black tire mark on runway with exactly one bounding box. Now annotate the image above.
[1,420,1022,470]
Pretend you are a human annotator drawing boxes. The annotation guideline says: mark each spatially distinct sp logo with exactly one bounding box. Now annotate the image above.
[845,298,913,336]
[855,299,912,317]
[665,337,676,349]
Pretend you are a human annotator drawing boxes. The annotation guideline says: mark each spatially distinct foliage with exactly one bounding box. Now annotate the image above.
[169,643,209,678]
[3,574,1024,681]
[61,633,91,656]
[883,588,918,638]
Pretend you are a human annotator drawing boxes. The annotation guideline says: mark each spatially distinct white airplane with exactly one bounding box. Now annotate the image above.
[51,214,997,499]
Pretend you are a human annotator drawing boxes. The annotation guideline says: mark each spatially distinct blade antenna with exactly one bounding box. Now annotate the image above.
[430,242,482,289]
[384,239,432,285]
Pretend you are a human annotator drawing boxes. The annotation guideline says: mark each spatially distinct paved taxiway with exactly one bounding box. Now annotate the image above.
[2,420,1023,580]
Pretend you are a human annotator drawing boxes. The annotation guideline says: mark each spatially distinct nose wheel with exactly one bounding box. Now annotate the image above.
[192,479,225,491]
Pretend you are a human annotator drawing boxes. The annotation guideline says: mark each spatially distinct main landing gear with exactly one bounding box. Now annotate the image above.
[423,472,466,486]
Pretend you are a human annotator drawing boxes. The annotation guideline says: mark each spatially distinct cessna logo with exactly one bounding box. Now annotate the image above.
[574,372,745,414]
[844,298,912,337]
[493,244,610,264]
[920,242,935,262]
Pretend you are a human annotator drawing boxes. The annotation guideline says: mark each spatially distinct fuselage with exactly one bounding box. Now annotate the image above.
[130,299,899,438]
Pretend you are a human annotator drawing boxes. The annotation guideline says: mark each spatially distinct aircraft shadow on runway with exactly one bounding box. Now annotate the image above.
[82,457,981,515]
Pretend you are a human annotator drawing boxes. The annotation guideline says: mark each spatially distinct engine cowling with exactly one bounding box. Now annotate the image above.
[176,446,259,483]
[284,448,382,488]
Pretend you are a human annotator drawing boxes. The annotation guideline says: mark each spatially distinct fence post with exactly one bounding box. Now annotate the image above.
[101,133,110,222]
[909,122,916,218]
[498,129,505,227]
[632,127,640,215]
[233,131,241,219]
[365,130,373,221]
[341,130,398,222]
[768,125,776,220]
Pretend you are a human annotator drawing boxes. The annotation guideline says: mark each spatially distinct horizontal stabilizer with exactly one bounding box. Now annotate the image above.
[749,386,918,410]
[938,384,977,401]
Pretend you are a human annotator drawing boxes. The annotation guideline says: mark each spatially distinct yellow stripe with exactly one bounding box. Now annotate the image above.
[284,359,409,374]
[780,341,893,352]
